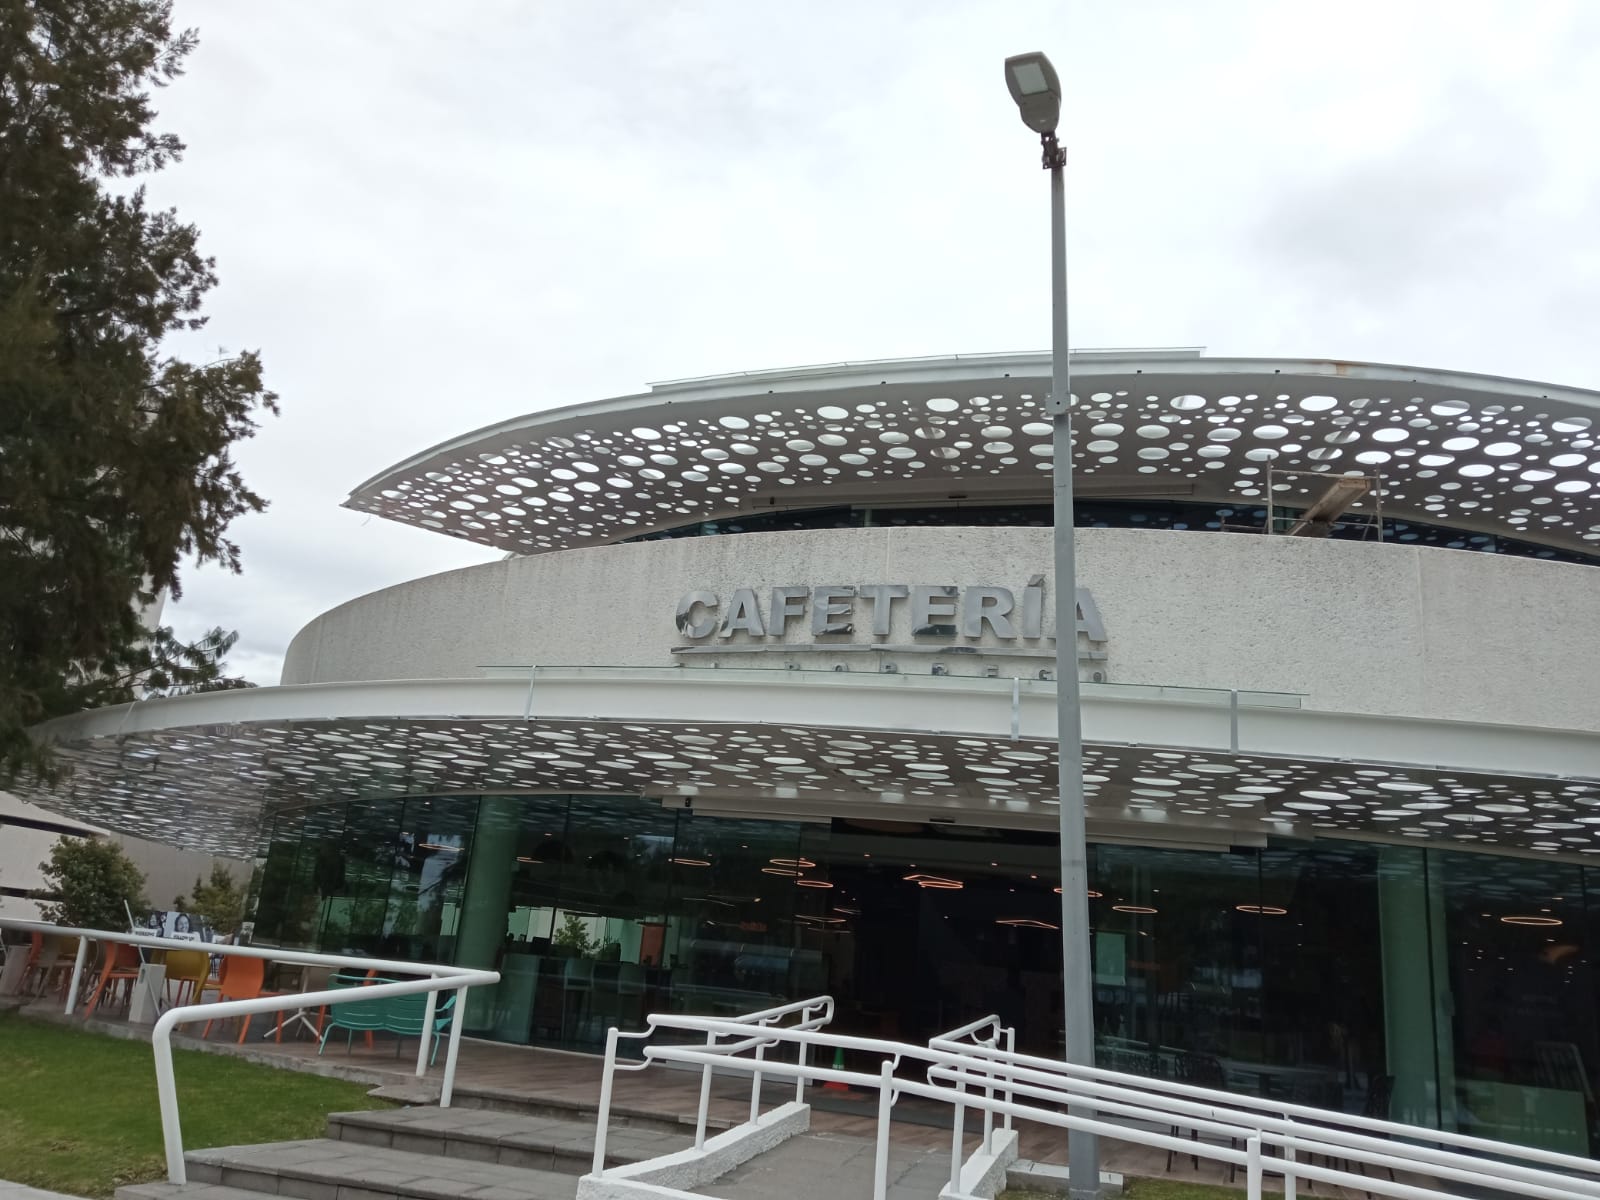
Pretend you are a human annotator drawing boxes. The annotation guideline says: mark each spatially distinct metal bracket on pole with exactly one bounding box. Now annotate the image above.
[1040,131,1067,171]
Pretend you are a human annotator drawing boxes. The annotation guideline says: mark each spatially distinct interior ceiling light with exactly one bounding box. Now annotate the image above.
[761,866,802,877]
[1054,888,1103,897]
[418,842,459,852]
[834,906,861,915]
[515,856,543,865]
[903,872,964,890]
[670,857,710,867]
[1236,904,1288,916]
[997,918,1060,930]
[902,876,960,896]
[796,878,834,888]
[1112,904,1158,915]
[796,913,846,925]
[770,857,816,869]
[1502,915,1564,927]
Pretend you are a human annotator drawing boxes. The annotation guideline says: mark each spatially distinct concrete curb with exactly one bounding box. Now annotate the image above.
[576,1100,810,1200]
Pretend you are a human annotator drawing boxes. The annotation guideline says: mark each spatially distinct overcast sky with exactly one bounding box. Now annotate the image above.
[150,0,1600,683]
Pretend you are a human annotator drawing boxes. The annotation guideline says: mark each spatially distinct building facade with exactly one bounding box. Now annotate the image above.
[18,352,1600,1155]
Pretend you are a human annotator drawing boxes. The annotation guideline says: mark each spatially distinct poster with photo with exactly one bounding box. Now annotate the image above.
[141,909,218,943]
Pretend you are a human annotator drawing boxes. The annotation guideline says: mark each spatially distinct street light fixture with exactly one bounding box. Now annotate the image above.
[1004,50,1101,1200]
[1003,52,1062,136]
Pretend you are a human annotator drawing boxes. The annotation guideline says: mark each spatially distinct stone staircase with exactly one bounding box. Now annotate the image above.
[117,1104,693,1200]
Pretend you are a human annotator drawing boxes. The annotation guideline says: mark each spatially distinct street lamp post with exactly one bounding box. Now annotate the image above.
[1004,51,1101,1200]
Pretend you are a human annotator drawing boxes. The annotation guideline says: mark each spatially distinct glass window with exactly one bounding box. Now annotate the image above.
[666,815,806,1020]
[383,795,478,963]
[1091,846,1264,1088]
[619,498,1599,567]
[251,809,304,946]
[1259,842,1386,1113]
[317,799,404,956]
[542,797,678,1052]
[1437,850,1595,1154]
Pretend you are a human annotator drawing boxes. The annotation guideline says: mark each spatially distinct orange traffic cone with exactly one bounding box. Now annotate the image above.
[822,1046,850,1091]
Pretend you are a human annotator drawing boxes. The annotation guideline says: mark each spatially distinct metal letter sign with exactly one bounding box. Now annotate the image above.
[671,582,1107,667]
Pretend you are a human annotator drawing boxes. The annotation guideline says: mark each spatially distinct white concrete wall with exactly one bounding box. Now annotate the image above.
[281,527,1600,733]
[0,789,249,921]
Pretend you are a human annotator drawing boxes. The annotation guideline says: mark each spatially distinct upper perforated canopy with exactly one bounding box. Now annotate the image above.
[345,352,1600,556]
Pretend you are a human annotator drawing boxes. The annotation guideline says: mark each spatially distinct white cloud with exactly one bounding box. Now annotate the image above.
[144,0,1600,681]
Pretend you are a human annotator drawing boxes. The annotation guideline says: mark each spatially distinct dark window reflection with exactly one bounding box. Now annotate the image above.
[622,499,1598,567]
[1438,851,1596,1154]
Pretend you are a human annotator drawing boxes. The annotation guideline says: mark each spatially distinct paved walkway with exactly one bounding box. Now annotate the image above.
[0,1183,87,1200]
[699,1133,950,1200]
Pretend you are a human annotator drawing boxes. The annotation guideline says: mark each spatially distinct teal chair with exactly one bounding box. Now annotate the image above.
[318,973,457,1066]
[383,988,458,1066]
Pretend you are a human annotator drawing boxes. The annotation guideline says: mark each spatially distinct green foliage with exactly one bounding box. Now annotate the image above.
[0,0,277,780]
[553,911,599,958]
[35,837,148,930]
[187,861,247,932]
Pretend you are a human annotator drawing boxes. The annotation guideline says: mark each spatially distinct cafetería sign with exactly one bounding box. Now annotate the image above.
[673,582,1106,663]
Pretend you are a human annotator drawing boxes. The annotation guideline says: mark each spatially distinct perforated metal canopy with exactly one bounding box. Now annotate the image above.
[346,352,1600,556]
[14,670,1600,860]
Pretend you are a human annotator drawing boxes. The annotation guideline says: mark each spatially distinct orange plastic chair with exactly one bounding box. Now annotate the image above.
[24,933,78,997]
[85,943,143,1017]
[201,956,268,1043]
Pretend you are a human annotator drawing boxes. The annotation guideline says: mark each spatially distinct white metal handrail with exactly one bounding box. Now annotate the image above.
[922,1060,1591,1200]
[930,1015,1017,1160]
[633,1025,1261,1199]
[591,994,834,1174]
[0,918,499,1185]
[929,1033,1600,1195]
[589,1010,1600,1200]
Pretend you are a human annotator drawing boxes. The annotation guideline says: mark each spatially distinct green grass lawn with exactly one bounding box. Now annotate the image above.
[0,1012,392,1198]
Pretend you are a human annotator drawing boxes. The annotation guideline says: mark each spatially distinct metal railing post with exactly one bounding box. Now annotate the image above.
[415,986,438,1077]
[152,1019,186,1184]
[694,1029,717,1151]
[440,985,468,1107]
[63,936,89,1015]
[1282,1114,1296,1200]
[794,1035,809,1104]
[1003,1027,1016,1134]
[949,1062,967,1196]
[1247,1133,1262,1200]
[873,1059,893,1200]
[591,1027,620,1176]
[749,1039,767,1123]
[982,1057,995,1156]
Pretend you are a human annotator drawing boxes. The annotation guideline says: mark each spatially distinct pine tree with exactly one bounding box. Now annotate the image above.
[0,0,277,778]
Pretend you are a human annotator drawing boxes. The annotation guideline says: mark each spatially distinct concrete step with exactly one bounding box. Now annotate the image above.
[120,1183,292,1200]
[326,1106,689,1175]
[171,1137,579,1200]
[443,1083,733,1136]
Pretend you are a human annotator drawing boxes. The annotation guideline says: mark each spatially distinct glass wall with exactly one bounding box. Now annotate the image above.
[252,796,1600,1154]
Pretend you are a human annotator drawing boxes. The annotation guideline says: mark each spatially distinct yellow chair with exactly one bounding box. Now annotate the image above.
[164,949,210,1007]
